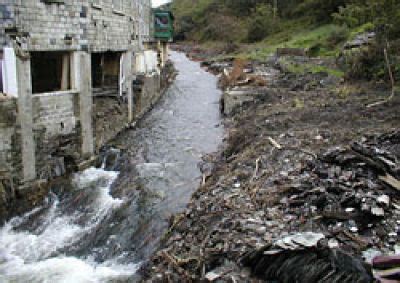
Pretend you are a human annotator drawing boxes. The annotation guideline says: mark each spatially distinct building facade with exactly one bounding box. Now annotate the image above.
[0,0,172,222]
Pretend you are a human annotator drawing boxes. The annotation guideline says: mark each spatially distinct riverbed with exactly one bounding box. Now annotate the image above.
[0,51,224,282]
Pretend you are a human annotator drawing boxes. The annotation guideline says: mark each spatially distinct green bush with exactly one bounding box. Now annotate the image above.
[294,0,346,23]
[333,4,372,28]
[327,25,350,47]
[343,42,400,82]
[247,4,279,42]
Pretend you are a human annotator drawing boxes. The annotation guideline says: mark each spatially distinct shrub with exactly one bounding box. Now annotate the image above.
[247,4,278,42]
[327,25,350,47]
[343,42,400,82]
[201,14,247,42]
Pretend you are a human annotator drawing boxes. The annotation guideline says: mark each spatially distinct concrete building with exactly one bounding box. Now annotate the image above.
[0,0,174,222]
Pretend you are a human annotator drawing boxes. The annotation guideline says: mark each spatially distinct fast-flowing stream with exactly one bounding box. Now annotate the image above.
[0,51,223,282]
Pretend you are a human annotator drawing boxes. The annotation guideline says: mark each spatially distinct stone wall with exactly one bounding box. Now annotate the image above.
[0,97,17,174]
[0,0,152,51]
[0,91,83,183]
[133,63,176,119]
[0,1,15,47]
[32,92,79,138]
[136,73,161,118]
[0,97,20,223]
[32,92,81,179]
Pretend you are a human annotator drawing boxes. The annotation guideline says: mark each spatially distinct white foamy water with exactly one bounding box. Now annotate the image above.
[0,167,139,283]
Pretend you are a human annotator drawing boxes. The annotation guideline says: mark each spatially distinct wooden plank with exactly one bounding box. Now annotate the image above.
[61,54,70,90]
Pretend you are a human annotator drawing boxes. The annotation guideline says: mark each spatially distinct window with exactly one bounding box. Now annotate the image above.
[31,52,71,94]
[113,0,123,12]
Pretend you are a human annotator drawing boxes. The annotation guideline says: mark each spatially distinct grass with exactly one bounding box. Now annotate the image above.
[282,60,345,78]
[191,18,374,71]
[348,22,375,40]
[243,23,346,60]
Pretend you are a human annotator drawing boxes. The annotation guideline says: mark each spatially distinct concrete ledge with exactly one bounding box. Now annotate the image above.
[223,89,257,116]
[33,89,79,98]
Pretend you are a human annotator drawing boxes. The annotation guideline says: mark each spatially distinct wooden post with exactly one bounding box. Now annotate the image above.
[61,53,70,90]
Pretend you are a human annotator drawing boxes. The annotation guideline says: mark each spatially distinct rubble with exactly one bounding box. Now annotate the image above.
[143,47,400,282]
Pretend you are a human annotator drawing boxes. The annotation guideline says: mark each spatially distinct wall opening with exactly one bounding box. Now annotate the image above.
[31,52,71,94]
[92,52,122,97]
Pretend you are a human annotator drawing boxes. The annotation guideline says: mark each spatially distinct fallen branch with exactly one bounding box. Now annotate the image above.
[161,251,192,281]
[268,137,317,159]
[379,173,400,191]
[367,43,396,108]
[251,158,261,182]
[268,137,282,149]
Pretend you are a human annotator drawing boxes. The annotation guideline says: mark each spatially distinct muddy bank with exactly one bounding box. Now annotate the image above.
[143,47,400,282]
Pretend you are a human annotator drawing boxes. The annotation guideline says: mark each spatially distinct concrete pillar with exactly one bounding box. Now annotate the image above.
[16,53,36,181]
[123,51,134,123]
[162,42,168,68]
[72,51,94,156]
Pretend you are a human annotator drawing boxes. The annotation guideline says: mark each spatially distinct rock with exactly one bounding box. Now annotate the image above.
[205,271,222,281]
[255,226,267,235]
[371,206,385,217]
[344,32,376,50]
[222,89,256,116]
[363,248,382,264]
[274,232,325,249]
[377,195,390,206]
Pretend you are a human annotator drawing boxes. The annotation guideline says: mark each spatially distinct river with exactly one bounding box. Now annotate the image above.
[0,51,223,282]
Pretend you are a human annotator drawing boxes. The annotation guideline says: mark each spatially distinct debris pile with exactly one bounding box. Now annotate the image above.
[269,132,400,255]
[143,131,400,282]
[219,59,267,90]
[144,47,400,282]
[241,232,373,282]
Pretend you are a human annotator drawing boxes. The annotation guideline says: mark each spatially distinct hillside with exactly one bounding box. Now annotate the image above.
[171,0,400,82]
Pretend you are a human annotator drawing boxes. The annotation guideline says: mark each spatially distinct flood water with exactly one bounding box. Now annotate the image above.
[0,51,224,282]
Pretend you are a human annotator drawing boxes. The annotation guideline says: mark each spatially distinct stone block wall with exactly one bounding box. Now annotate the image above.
[32,92,82,179]
[32,92,79,138]
[0,1,15,47]
[0,0,152,52]
[0,93,82,183]
[0,98,17,174]
[134,73,161,119]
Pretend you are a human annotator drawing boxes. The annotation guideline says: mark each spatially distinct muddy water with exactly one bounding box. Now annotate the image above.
[0,52,223,282]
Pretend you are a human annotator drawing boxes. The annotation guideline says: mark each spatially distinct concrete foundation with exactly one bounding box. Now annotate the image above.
[73,51,94,156]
